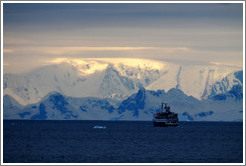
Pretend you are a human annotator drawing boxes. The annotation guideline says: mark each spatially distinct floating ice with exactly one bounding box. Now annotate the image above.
[93,126,106,129]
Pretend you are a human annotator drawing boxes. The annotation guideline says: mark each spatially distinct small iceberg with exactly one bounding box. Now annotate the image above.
[93,126,106,129]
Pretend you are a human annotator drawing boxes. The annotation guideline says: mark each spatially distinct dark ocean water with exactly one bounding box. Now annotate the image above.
[3,120,243,163]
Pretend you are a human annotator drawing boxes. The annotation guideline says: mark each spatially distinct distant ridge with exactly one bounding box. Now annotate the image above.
[4,84,243,121]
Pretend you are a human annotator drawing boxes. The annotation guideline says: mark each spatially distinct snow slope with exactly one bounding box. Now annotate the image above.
[3,58,242,106]
[3,92,120,120]
[3,84,243,121]
[146,65,242,100]
[3,58,165,105]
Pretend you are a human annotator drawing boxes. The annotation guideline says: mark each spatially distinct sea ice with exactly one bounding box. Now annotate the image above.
[93,126,106,129]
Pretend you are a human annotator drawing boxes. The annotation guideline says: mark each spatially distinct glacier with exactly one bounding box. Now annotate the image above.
[3,59,165,105]
[3,58,242,105]
[3,58,243,121]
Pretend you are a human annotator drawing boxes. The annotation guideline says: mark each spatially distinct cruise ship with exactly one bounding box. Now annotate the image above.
[153,102,178,127]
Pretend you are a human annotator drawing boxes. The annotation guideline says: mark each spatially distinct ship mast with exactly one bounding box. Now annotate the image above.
[161,102,164,112]
[161,102,170,113]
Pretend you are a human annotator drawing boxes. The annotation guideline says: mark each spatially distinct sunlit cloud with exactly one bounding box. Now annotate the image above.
[41,47,157,55]
[209,61,242,68]
[3,3,243,74]
[3,63,9,66]
[45,57,165,76]
[3,49,14,53]
[159,47,192,53]
[47,57,165,68]
[4,37,35,45]
[7,46,192,55]
[47,58,108,75]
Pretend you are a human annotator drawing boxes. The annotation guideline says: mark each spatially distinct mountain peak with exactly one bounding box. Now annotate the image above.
[138,87,146,92]
[167,88,185,96]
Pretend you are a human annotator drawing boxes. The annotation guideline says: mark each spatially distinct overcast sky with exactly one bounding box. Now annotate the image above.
[3,3,244,73]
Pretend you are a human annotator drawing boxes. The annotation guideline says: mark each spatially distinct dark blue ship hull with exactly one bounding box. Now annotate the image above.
[153,121,179,127]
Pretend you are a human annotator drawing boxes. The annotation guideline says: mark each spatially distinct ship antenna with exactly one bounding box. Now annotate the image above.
[161,101,164,112]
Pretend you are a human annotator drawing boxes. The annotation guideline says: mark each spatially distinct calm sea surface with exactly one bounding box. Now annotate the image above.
[3,120,243,163]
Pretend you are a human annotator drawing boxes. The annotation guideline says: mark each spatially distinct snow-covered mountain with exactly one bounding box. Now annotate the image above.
[3,86,243,121]
[206,70,243,100]
[118,87,243,121]
[3,92,118,120]
[3,58,164,105]
[146,65,242,100]
[3,58,242,106]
